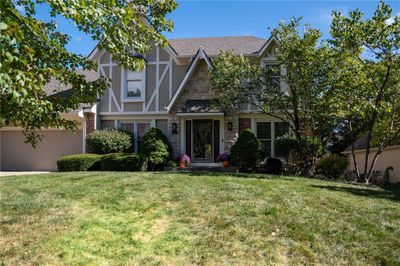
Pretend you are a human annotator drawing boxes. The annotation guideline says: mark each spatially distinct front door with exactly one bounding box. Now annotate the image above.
[192,120,213,162]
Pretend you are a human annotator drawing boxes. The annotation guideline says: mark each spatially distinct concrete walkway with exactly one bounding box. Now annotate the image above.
[0,171,51,177]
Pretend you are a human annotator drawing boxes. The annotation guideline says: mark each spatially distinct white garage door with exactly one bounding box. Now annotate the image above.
[0,130,83,171]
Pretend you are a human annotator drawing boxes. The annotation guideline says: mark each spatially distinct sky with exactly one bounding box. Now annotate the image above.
[30,1,400,57]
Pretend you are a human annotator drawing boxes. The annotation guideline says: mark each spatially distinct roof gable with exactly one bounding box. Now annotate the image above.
[166,47,213,112]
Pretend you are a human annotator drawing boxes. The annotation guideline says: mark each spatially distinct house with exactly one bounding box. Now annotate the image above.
[343,135,400,183]
[1,35,290,171]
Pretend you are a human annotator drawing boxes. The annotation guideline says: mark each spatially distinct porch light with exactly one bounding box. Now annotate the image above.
[172,123,178,134]
[228,122,233,131]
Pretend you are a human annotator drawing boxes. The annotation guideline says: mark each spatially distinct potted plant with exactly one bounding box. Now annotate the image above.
[217,153,230,167]
[178,154,190,168]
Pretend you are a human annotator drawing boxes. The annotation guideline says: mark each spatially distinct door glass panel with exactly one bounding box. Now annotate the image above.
[193,120,213,161]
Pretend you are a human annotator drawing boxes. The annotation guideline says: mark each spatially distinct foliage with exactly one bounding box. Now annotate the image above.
[230,129,262,171]
[330,2,400,183]
[57,154,103,172]
[139,127,172,170]
[216,153,230,162]
[86,128,133,154]
[209,19,334,175]
[100,153,144,171]
[315,154,348,179]
[0,0,176,145]
[275,133,298,160]
[265,158,283,175]
[178,154,191,163]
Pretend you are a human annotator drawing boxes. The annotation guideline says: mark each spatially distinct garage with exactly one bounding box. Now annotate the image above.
[0,130,83,171]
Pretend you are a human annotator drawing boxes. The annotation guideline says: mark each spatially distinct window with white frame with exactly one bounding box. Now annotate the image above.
[125,69,145,100]
[256,121,289,158]
[120,121,152,152]
[262,62,281,91]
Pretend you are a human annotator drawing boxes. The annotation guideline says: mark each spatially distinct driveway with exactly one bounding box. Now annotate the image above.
[0,171,51,177]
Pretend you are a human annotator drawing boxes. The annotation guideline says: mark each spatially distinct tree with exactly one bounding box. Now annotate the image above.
[330,1,400,184]
[209,18,334,174]
[0,0,177,145]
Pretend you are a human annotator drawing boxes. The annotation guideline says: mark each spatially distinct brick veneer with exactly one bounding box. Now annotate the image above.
[239,118,251,133]
[85,112,95,135]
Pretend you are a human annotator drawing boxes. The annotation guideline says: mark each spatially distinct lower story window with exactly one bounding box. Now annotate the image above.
[120,121,151,152]
[256,121,289,158]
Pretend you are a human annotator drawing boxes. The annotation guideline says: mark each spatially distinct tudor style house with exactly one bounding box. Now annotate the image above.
[90,35,288,163]
[0,35,289,171]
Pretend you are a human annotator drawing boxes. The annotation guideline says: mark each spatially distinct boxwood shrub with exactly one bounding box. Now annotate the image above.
[86,128,133,154]
[230,129,262,172]
[139,128,172,171]
[57,154,103,172]
[100,153,144,171]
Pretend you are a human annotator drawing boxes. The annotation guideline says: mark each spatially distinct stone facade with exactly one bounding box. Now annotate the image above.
[167,60,239,157]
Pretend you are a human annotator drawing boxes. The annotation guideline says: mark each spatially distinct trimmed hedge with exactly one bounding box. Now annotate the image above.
[86,128,133,154]
[57,154,103,172]
[100,153,144,171]
[315,154,348,179]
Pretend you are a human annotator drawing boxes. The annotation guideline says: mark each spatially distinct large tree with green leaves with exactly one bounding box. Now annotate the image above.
[0,0,176,145]
[330,1,400,184]
[209,18,334,174]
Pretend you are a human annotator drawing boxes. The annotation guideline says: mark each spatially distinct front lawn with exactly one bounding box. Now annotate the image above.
[1,172,399,265]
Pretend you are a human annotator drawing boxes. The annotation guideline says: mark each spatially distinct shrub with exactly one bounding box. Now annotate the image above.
[315,154,348,179]
[140,128,172,170]
[57,154,103,171]
[275,133,298,160]
[86,128,133,154]
[266,158,283,175]
[100,153,144,171]
[231,129,261,171]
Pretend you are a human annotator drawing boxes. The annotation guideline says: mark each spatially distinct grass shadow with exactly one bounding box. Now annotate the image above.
[312,184,400,203]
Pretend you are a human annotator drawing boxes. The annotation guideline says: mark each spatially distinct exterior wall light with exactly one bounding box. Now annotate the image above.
[228,122,233,131]
[172,123,178,134]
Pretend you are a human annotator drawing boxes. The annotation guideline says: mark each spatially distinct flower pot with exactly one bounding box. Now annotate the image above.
[223,161,230,168]
[179,161,186,168]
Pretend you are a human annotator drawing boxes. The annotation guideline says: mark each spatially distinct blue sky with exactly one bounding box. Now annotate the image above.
[31,1,400,56]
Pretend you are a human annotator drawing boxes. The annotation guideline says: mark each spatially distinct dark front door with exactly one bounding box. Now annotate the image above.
[192,119,213,162]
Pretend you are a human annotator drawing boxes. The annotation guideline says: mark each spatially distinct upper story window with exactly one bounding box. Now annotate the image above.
[262,62,281,91]
[124,69,145,101]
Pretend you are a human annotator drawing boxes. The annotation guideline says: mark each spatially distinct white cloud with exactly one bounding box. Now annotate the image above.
[386,13,400,25]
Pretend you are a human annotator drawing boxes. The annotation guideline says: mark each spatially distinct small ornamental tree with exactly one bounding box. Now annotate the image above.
[209,19,335,175]
[330,2,400,184]
[139,127,172,170]
[230,129,262,172]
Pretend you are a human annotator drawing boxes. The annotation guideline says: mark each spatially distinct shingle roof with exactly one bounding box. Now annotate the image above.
[168,36,267,57]
[344,134,400,152]
[43,69,98,96]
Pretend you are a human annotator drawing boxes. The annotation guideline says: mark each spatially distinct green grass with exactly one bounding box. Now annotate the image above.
[1,172,399,265]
